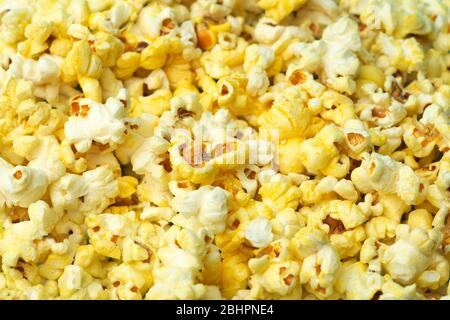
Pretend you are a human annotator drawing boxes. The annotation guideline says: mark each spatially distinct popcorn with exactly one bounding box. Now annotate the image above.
[298,124,347,177]
[137,169,172,208]
[330,226,367,259]
[61,38,103,87]
[402,113,443,159]
[408,209,433,230]
[353,152,426,205]
[271,208,305,239]
[380,225,442,285]
[416,252,449,290]
[335,261,383,300]
[243,44,274,96]
[365,217,397,240]
[278,138,304,174]
[300,244,341,298]
[145,239,214,299]
[357,65,385,89]
[374,33,424,73]
[49,166,118,215]
[333,179,358,202]
[379,278,417,300]
[0,0,448,301]
[140,37,181,71]
[319,199,369,230]
[321,16,361,78]
[58,265,106,299]
[258,86,312,140]
[258,0,308,22]
[359,0,436,39]
[244,216,273,248]
[254,261,300,297]
[64,89,128,153]
[28,201,61,236]
[0,156,49,208]
[287,16,361,86]
[359,102,407,130]
[217,74,267,117]
[12,135,66,183]
[114,52,141,80]
[8,53,61,92]
[342,119,371,156]
[258,172,301,212]
[74,245,107,279]
[0,221,42,267]
[191,0,236,21]
[220,252,250,299]
[171,186,231,235]
[86,211,138,260]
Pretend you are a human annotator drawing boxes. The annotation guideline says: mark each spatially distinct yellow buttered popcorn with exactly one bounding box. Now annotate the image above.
[258,86,312,140]
[335,260,383,300]
[107,262,154,300]
[0,0,448,301]
[85,211,142,260]
[220,251,251,299]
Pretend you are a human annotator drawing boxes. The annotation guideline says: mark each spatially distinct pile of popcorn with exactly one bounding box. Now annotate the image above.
[0,0,448,300]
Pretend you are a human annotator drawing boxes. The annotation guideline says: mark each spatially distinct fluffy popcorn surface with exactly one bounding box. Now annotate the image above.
[244,216,274,248]
[358,0,437,38]
[300,244,341,298]
[0,221,42,267]
[287,16,361,85]
[58,265,106,299]
[258,86,312,140]
[64,89,128,153]
[0,0,448,301]
[171,186,231,235]
[355,152,425,205]
[0,156,49,208]
[374,33,425,73]
[258,0,308,22]
[50,166,119,215]
[335,261,383,300]
[380,225,442,286]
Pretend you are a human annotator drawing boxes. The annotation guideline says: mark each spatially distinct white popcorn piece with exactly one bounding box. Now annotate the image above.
[0,0,448,301]
[380,225,441,285]
[171,186,231,235]
[335,261,383,300]
[288,16,361,84]
[244,216,274,248]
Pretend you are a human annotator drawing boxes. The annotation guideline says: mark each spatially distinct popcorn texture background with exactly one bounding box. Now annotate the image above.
[0,0,448,300]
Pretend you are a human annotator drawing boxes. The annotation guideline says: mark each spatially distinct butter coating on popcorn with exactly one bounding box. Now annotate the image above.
[64,89,128,153]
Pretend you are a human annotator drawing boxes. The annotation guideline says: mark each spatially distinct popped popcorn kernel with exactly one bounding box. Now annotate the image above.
[0,0,448,301]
